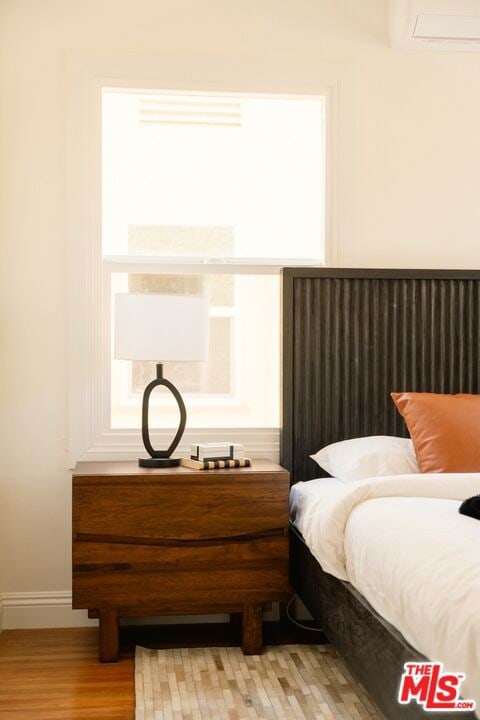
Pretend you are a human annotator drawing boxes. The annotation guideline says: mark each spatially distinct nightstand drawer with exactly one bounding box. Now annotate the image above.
[72,534,289,610]
[73,473,289,542]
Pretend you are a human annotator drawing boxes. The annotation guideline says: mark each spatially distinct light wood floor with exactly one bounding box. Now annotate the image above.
[0,623,331,720]
[0,628,134,720]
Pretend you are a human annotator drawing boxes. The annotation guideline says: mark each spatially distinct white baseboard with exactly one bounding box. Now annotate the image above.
[0,591,97,630]
[0,592,278,631]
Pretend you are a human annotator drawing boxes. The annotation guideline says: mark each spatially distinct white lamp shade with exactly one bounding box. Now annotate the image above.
[114,293,209,362]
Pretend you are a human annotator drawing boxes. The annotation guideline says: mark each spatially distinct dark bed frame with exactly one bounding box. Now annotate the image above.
[281,267,480,720]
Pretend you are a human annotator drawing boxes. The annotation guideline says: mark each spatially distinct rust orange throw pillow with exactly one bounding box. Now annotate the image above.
[391,392,480,473]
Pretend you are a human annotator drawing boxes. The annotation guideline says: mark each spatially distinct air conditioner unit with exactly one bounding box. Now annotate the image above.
[389,0,480,51]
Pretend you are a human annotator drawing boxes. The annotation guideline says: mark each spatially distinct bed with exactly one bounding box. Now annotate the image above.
[281,268,480,719]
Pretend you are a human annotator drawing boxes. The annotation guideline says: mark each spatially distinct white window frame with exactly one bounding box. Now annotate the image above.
[66,53,357,467]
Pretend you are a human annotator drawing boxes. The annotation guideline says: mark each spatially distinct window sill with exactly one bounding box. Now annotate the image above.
[70,427,280,468]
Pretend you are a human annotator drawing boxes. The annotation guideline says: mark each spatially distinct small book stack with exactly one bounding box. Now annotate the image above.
[181,443,252,471]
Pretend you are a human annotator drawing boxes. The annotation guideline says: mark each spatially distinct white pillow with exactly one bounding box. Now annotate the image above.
[310,435,419,482]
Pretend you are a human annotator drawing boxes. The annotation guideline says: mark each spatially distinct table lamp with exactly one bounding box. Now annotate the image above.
[114,293,209,467]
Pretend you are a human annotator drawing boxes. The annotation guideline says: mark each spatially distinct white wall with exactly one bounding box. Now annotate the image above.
[1,0,480,627]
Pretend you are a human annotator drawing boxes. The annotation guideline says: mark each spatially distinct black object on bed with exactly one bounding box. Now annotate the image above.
[281,268,480,720]
[460,495,480,520]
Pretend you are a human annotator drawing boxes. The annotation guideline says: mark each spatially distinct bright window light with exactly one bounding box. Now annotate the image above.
[102,89,326,430]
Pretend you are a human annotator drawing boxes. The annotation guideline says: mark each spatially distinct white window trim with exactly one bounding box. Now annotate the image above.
[66,52,357,468]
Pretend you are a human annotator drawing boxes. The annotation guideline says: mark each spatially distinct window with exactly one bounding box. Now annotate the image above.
[67,56,356,465]
[102,89,326,438]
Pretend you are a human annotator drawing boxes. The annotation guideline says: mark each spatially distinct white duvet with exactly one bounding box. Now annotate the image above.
[290,474,480,707]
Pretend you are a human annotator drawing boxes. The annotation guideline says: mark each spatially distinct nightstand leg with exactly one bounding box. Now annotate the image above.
[242,603,263,655]
[98,609,119,662]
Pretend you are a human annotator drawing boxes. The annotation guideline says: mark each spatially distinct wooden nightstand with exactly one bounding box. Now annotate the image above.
[72,460,290,662]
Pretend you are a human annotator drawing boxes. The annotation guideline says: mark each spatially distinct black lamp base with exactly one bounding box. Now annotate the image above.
[139,457,181,468]
[139,364,187,470]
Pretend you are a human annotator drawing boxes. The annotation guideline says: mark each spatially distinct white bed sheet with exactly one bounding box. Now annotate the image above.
[290,474,480,707]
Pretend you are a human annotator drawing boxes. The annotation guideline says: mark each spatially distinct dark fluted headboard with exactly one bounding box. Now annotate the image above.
[281,268,480,484]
